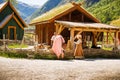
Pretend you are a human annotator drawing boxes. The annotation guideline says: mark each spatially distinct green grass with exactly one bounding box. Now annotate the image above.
[102,47,113,51]
[0,50,74,60]
[0,51,28,59]
[8,43,28,48]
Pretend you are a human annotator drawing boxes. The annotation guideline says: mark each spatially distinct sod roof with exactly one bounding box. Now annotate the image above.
[30,2,100,25]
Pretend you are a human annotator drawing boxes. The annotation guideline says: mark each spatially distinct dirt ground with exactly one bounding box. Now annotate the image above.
[0,57,120,80]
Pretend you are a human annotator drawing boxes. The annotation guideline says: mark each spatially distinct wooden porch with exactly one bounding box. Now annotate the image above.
[55,21,120,50]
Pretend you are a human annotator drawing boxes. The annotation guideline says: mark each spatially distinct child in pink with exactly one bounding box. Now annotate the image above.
[52,34,65,59]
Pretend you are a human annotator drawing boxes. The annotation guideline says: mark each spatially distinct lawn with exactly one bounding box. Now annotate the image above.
[8,43,28,48]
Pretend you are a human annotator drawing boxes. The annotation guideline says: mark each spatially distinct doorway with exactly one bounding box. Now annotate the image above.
[8,26,16,40]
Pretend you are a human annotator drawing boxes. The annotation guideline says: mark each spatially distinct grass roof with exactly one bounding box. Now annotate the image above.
[30,2,100,25]
[110,18,120,27]
[30,3,75,24]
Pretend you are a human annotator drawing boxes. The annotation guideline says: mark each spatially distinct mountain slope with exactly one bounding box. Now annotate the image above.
[87,0,120,23]
[26,0,82,23]
[0,0,38,19]
[27,0,120,24]
[17,2,38,19]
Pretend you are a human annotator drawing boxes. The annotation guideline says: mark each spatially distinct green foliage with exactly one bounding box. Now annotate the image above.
[0,50,74,60]
[8,43,28,48]
[110,18,120,27]
[87,0,120,23]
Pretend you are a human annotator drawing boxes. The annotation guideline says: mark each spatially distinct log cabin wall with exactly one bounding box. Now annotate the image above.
[118,32,120,44]
[35,23,55,45]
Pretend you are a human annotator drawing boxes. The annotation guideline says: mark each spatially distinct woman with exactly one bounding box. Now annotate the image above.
[52,34,65,59]
[74,34,84,59]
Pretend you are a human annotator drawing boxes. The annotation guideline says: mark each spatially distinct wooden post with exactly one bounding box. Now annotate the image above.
[70,28,74,50]
[106,32,109,44]
[92,32,97,48]
[41,26,43,43]
[115,31,119,48]
[109,32,114,44]
[3,34,7,51]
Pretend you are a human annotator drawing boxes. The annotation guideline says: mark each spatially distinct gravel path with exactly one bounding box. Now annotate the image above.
[0,57,120,80]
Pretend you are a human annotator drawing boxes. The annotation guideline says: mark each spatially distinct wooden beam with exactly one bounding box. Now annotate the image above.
[57,24,65,34]
[74,31,83,39]
[13,15,24,30]
[97,32,101,39]
[73,28,118,32]
[55,23,59,33]
[9,2,27,27]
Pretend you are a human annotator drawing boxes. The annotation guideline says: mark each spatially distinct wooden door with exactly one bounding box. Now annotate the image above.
[8,26,16,40]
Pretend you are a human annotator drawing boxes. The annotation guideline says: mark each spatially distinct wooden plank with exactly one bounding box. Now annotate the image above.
[69,13,71,21]
[81,14,84,22]
[46,23,49,44]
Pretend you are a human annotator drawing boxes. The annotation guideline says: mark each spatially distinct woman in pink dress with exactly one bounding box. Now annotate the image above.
[52,34,65,59]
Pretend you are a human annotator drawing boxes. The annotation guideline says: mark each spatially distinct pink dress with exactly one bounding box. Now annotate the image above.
[52,35,65,57]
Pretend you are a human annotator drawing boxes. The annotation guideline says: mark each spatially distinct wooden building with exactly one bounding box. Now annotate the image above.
[30,2,120,48]
[0,1,27,40]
